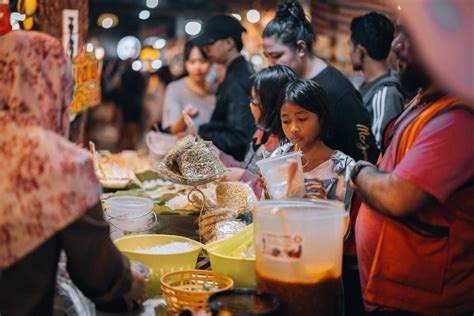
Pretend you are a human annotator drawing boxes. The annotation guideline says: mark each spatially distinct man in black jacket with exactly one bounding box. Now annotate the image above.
[196,15,255,161]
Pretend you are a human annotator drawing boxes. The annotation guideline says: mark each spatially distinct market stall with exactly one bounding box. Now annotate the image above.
[77,131,347,316]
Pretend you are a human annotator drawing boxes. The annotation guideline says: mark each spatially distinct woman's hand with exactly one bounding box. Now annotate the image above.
[183,104,199,118]
[176,131,190,140]
[304,178,327,199]
[123,266,148,311]
[168,105,198,135]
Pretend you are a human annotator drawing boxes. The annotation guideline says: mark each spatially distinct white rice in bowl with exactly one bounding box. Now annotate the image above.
[133,242,195,254]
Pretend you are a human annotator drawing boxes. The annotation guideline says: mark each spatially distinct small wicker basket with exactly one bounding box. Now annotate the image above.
[160,269,234,313]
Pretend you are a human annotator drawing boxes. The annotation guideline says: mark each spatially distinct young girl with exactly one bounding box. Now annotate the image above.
[273,79,355,209]
[220,65,297,195]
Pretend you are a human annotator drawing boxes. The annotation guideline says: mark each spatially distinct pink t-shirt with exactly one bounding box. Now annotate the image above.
[355,104,474,311]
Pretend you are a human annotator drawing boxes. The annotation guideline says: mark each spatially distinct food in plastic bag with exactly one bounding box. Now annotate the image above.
[162,135,196,173]
[213,220,247,241]
[177,142,224,179]
[199,207,238,242]
[160,136,226,182]
[216,181,257,212]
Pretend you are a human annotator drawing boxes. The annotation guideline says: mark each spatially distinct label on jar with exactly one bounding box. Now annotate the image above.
[261,232,303,261]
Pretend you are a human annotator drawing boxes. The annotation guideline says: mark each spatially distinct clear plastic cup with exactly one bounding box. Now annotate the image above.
[256,151,306,199]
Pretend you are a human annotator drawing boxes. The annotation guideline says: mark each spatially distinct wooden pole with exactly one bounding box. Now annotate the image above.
[37,0,89,146]
[37,0,88,47]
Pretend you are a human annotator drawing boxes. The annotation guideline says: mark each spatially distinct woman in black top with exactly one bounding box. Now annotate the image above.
[262,0,379,163]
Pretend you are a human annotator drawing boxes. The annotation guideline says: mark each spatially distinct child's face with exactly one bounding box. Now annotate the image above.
[280,102,321,151]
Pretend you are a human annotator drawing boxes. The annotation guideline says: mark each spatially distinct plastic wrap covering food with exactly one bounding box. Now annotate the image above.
[177,142,224,179]
[156,136,226,186]
[216,181,257,213]
[163,135,196,173]
[199,208,237,242]
[213,220,247,242]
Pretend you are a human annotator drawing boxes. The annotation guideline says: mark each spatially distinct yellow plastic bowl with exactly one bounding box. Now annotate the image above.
[114,234,203,295]
[205,225,256,288]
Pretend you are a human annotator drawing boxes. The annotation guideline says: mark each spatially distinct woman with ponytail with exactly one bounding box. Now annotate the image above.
[263,0,380,164]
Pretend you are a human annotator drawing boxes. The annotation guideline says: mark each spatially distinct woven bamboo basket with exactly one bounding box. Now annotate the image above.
[160,269,233,313]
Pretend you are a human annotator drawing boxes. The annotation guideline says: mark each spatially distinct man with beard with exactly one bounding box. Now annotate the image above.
[350,8,474,316]
[349,12,405,149]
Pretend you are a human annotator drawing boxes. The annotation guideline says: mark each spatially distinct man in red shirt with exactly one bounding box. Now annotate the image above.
[350,6,474,316]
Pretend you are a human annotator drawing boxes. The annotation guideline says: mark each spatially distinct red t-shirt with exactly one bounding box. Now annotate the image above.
[355,104,474,311]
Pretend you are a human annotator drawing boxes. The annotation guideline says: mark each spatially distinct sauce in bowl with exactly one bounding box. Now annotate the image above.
[207,289,279,315]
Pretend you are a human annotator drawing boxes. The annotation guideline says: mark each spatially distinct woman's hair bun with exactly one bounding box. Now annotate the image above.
[276,1,305,20]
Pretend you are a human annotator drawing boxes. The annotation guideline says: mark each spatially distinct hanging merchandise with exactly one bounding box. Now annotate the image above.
[0,0,10,35]
[70,51,101,113]
[16,0,37,30]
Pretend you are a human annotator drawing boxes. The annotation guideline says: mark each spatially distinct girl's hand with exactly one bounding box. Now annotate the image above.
[305,178,327,199]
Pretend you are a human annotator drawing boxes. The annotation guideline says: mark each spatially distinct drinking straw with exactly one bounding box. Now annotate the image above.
[285,159,298,198]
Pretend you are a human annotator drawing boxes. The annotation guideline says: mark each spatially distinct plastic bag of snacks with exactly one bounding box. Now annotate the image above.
[213,220,247,241]
[158,136,226,185]
[216,181,257,213]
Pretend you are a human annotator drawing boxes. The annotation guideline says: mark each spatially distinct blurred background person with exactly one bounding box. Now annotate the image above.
[349,12,405,149]
[146,65,175,132]
[117,59,146,150]
[161,39,216,134]
[396,0,473,105]
[196,14,255,161]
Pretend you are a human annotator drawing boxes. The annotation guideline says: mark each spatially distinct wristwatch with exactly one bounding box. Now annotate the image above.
[350,161,373,182]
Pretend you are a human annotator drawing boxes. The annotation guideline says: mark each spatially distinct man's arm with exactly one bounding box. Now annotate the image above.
[351,163,432,217]
[352,108,473,217]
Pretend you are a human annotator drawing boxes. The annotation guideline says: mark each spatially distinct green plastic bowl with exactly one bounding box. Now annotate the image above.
[205,225,256,288]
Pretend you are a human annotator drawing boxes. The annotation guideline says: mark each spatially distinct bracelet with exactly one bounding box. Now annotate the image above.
[350,162,373,182]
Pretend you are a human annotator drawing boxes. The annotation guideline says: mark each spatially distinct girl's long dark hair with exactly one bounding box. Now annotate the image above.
[251,65,297,134]
[276,79,331,141]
